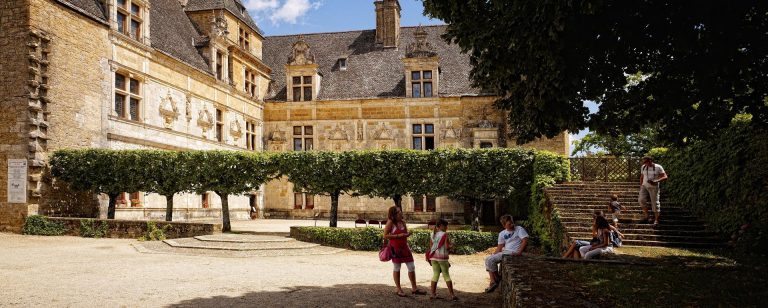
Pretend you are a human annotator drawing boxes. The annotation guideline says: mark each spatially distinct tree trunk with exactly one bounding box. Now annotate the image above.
[471,198,481,232]
[329,191,340,228]
[392,194,402,209]
[107,192,118,219]
[217,191,231,232]
[165,194,174,222]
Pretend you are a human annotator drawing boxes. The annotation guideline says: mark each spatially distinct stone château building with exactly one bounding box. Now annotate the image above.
[0,0,568,231]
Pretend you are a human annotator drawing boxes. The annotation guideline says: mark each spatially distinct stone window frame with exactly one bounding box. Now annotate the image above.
[412,123,435,150]
[116,192,142,208]
[239,27,251,52]
[113,0,149,44]
[113,71,142,122]
[292,125,314,151]
[411,70,433,98]
[293,192,315,210]
[413,195,436,212]
[215,50,225,81]
[201,192,210,209]
[215,107,224,142]
[338,58,348,71]
[244,67,258,98]
[291,75,313,102]
[246,119,258,151]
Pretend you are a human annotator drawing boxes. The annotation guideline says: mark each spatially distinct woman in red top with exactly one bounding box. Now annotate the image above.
[384,206,426,297]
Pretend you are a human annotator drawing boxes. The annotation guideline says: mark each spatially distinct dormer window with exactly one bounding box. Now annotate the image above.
[411,70,433,98]
[338,58,347,71]
[292,76,313,101]
[116,0,143,41]
[239,27,251,51]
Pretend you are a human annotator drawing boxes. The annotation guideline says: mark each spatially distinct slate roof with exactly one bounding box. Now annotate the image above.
[55,0,108,22]
[150,0,211,72]
[262,25,485,101]
[184,0,263,35]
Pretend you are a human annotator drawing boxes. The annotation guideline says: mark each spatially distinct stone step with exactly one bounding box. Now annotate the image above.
[557,211,697,220]
[567,237,725,248]
[559,215,702,223]
[564,226,717,237]
[164,237,320,251]
[567,232,721,243]
[557,208,689,214]
[562,222,707,231]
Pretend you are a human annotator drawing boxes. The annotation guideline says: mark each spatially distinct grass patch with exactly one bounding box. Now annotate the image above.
[570,247,767,306]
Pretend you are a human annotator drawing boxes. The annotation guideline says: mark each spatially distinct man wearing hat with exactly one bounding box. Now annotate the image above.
[639,156,668,225]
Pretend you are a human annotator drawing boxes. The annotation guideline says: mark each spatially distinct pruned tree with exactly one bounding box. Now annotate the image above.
[352,150,430,209]
[190,151,266,232]
[433,148,535,231]
[50,149,144,219]
[141,151,195,221]
[277,151,357,227]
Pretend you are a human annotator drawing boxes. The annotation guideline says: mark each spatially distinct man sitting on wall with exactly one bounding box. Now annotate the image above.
[484,215,528,293]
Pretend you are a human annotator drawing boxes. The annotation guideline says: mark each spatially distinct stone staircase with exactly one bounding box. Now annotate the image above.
[545,182,724,248]
[134,233,345,257]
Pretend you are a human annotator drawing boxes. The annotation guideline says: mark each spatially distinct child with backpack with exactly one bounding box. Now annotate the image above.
[608,194,625,228]
[427,219,458,301]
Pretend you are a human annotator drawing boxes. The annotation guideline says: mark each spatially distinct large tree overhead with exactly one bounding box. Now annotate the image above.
[422,0,768,144]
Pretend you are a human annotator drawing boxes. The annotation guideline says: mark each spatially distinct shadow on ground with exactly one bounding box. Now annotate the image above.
[167,283,500,308]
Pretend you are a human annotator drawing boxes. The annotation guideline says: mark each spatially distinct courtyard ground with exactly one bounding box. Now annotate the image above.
[0,230,500,307]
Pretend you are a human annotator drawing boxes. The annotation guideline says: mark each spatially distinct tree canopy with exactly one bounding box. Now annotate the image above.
[571,126,664,157]
[422,0,768,144]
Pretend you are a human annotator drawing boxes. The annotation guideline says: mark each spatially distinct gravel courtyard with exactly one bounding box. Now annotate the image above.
[0,233,501,307]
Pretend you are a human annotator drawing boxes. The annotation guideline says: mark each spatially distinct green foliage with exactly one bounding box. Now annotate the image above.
[661,123,768,253]
[292,227,496,255]
[137,221,171,241]
[528,151,571,254]
[434,148,535,230]
[79,219,109,238]
[351,150,431,207]
[277,151,357,227]
[421,1,768,144]
[22,215,68,236]
[572,127,665,157]
[646,147,669,159]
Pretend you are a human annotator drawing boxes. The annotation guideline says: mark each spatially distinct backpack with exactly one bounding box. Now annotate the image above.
[609,231,623,247]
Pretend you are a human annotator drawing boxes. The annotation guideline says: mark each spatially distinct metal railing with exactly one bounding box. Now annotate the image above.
[569,157,642,182]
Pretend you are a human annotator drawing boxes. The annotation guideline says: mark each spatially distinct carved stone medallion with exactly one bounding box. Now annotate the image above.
[158,91,179,129]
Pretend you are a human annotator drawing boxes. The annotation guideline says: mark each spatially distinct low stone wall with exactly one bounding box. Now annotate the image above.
[265,208,463,223]
[48,217,221,239]
[500,255,615,307]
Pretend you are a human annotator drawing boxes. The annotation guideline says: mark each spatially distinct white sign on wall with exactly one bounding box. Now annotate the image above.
[7,159,28,204]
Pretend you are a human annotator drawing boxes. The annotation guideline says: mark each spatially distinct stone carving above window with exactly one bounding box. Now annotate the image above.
[327,124,350,141]
[230,119,243,141]
[287,36,315,65]
[158,91,179,129]
[406,26,437,58]
[371,122,395,140]
[197,107,214,135]
[210,11,229,38]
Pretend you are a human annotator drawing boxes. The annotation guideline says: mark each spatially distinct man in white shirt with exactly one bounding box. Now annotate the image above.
[639,156,668,225]
[484,215,528,293]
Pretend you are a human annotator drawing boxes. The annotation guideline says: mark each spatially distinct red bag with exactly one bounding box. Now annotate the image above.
[379,242,393,262]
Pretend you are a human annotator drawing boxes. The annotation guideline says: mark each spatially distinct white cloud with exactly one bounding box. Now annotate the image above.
[244,0,321,25]
[245,0,279,11]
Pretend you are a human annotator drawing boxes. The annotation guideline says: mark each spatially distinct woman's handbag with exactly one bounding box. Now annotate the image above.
[379,240,393,262]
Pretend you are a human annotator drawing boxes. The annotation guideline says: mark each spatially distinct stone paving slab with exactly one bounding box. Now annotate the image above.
[194,234,292,243]
[164,238,319,251]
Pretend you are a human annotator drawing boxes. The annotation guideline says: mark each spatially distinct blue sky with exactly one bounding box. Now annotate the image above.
[244,0,593,155]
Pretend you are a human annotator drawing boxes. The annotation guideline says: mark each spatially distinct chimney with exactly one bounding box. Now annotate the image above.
[375,0,401,48]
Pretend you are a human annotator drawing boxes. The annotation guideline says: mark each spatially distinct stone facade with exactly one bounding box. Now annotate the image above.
[0,0,569,231]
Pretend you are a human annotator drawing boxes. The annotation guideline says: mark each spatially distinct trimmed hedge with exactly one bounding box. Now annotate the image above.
[22,215,69,236]
[658,122,768,253]
[291,226,496,254]
[528,151,571,253]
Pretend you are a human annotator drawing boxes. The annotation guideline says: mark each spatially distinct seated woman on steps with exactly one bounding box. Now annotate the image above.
[562,211,623,259]
[579,215,615,259]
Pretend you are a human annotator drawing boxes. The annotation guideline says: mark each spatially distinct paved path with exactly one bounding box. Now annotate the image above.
[0,233,500,307]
